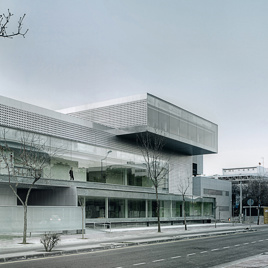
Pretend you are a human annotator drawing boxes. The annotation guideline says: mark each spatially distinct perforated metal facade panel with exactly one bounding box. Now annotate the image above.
[0,103,105,146]
[67,99,147,129]
[0,103,144,154]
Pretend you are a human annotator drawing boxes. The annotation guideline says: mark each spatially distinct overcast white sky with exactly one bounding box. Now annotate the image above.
[1,1,268,175]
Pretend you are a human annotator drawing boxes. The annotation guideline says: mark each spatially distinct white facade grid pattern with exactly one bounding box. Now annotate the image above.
[68,99,147,129]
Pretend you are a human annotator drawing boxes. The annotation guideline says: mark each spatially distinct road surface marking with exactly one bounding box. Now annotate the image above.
[251,241,256,244]
[235,244,240,247]
[259,240,264,242]
[211,248,219,251]
[152,259,165,263]
[223,246,230,249]
[171,256,181,259]
[243,243,249,245]
[200,251,208,254]
[133,263,146,266]
[187,253,196,256]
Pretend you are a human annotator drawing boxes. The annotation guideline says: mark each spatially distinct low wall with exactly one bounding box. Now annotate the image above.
[0,206,83,233]
[244,216,264,224]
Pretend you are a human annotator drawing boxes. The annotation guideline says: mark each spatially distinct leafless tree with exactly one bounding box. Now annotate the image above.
[0,9,28,38]
[0,130,57,244]
[178,177,191,231]
[137,131,169,233]
[247,176,268,225]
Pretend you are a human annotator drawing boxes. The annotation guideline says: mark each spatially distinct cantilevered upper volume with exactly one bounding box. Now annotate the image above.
[59,93,218,156]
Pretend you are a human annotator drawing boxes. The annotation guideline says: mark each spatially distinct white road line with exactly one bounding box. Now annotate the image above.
[235,244,240,247]
[223,246,230,249]
[133,263,146,266]
[259,240,264,242]
[211,249,219,251]
[171,256,181,259]
[251,241,256,244]
[152,259,165,263]
[200,251,208,254]
[243,243,249,245]
[187,253,196,256]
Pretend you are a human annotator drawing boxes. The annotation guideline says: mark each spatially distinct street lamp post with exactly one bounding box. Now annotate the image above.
[239,181,243,223]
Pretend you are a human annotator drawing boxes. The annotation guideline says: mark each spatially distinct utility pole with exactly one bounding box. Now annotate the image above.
[240,181,243,223]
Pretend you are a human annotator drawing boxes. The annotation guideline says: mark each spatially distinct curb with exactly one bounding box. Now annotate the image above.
[0,229,256,263]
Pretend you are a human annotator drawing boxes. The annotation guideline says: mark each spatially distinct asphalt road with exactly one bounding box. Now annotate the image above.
[1,229,268,268]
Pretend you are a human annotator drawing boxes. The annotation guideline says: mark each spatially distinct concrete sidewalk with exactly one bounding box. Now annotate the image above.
[0,223,267,267]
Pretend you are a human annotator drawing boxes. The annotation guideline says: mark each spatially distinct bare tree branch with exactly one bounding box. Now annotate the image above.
[0,129,59,244]
[0,9,28,38]
[137,131,169,232]
[177,176,191,230]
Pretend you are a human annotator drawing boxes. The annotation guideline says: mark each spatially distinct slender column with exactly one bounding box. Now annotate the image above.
[170,201,173,218]
[105,197,109,219]
[240,181,243,223]
[145,200,148,218]
[124,169,127,186]
[125,199,128,218]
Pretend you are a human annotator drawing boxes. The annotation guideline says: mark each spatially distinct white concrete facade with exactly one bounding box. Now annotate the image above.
[0,94,218,233]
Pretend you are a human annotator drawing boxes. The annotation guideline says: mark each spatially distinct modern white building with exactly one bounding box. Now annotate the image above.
[0,93,218,233]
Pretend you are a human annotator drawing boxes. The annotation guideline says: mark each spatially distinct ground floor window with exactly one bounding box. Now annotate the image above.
[128,199,146,218]
[172,201,181,217]
[85,198,105,219]
[84,197,214,219]
[203,202,214,217]
[148,200,157,217]
[190,202,202,216]
[109,198,125,218]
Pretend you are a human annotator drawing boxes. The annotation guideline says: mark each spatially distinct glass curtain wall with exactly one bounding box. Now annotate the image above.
[85,198,105,219]
[190,202,202,216]
[87,165,157,188]
[0,128,169,190]
[84,197,213,219]
[128,199,146,218]
[203,202,214,217]
[109,198,125,218]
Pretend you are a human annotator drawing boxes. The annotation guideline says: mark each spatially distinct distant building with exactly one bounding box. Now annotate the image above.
[218,165,268,221]
[193,176,232,220]
[222,165,268,180]
[0,93,218,233]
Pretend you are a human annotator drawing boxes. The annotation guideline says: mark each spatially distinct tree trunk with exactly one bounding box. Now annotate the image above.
[183,197,187,230]
[156,187,161,233]
[22,187,32,244]
[23,204,27,244]
[82,205,85,239]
